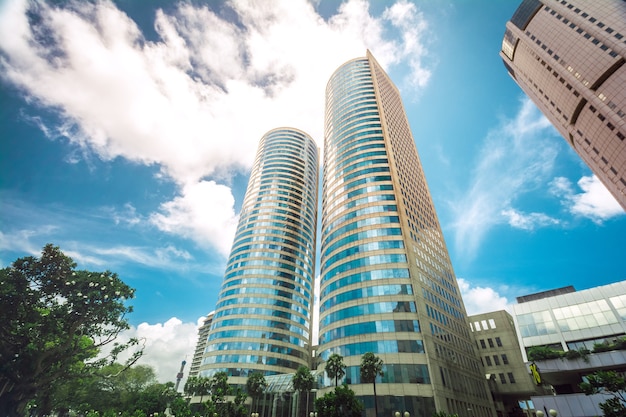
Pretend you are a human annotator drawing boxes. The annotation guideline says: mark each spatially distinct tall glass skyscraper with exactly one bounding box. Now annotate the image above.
[199,128,319,387]
[500,0,626,209]
[318,51,495,416]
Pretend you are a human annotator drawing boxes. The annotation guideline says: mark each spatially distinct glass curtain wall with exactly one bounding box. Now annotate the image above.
[200,128,319,389]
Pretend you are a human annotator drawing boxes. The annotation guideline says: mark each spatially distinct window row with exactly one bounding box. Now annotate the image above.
[320,283,412,313]
[483,354,509,367]
[478,337,503,349]
[321,300,416,327]
[319,319,420,344]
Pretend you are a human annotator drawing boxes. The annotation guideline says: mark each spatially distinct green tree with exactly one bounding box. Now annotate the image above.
[360,352,384,417]
[246,371,267,415]
[314,385,364,417]
[211,371,232,415]
[0,244,143,417]
[185,375,212,404]
[292,366,314,417]
[580,370,626,417]
[325,354,346,387]
[43,363,163,414]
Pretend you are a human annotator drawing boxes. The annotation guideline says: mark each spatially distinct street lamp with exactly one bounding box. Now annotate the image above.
[404,412,410,417]
[536,411,544,417]
[395,412,401,417]
[548,410,558,417]
[309,413,318,417]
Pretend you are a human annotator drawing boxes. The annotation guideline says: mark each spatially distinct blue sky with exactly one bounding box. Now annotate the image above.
[1,0,624,383]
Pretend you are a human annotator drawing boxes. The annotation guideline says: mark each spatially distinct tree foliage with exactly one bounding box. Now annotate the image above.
[246,371,267,414]
[314,385,364,417]
[292,366,314,417]
[527,346,563,361]
[360,352,384,417]
[580,370,626,417]
[37,362,170,416]
[0,244,143,416]
[185,375,212,403]
[325,353,346,387]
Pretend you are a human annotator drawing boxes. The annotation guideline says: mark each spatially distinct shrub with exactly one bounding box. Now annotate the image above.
[527,346,563,361]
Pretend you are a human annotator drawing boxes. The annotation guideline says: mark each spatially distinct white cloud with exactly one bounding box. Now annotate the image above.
[0,0,434,251]
[451,97,560,258]
[149,181,239,257]
[382,0,431,89]
[0,227,59,257]
[501,208,560,230]
[457,278,510,315]
[550,175,624,223]
[106,317,202,385]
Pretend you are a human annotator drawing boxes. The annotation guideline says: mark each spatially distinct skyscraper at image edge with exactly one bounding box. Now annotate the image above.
[198,128,318,386]
[500,0,626,210]
[318,51,496,416]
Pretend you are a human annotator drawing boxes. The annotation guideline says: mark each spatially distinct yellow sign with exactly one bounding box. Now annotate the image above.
[529,363,541,385]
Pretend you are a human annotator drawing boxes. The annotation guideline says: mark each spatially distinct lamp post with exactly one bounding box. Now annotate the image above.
[404,412,410,417]
[536,411,544,417]
[548,410,557,417]
[395,412,401,417]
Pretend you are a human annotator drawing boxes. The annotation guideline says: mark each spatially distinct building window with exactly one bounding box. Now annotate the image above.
[517,310,556,337]
[499,373,507,384]
[493,355,501,366]
[485,356,492,366]
[508,372,516,383]
[480,339,486,349]
[495,337,502,347]
[488,338,494,348]
[502,354,509,365]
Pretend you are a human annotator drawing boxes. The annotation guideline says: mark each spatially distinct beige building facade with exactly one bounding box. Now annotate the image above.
[469,310,546,417]
[318,51,496,417]
[501,0,626,209]
[188,312,214,380]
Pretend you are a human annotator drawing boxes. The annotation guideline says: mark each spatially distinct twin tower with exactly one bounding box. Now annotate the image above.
[200,52,495,416]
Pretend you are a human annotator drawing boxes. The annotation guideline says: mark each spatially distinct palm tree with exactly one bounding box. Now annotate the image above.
[210,371,231,415]
[197,376,212,404]
[184,376,211,405]
[246,371,267,415]
[292,366,314,417]
[325,353,346,387]
[184,376,199,400]
[360,352,384,417]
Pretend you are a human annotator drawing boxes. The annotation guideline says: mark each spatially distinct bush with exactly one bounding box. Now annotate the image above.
[527,346,563,361]
[564,348,590,362]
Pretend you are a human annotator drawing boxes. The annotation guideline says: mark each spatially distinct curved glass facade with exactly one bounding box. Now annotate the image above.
[319,52,494,417]
[200,128,318,384]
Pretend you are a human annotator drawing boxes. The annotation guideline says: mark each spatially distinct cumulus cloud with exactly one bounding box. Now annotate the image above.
[450,97,560,258]
[150,181,239,256]
[106,317,202,385]
[550,175,624,223]
[457,278,510,315]
[0,0,434,252]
